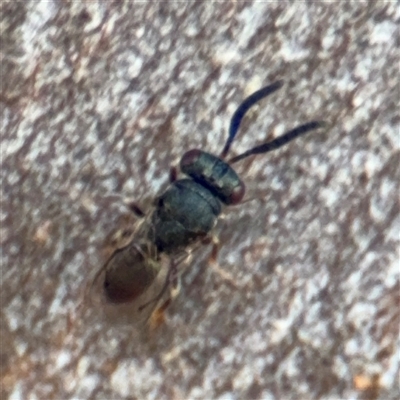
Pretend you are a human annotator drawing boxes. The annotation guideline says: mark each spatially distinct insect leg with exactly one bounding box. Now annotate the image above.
[126,202,146,218]
[206,235,239,289]
[169,166,178,183]
[149,297,172,329]
[147,260,181,329]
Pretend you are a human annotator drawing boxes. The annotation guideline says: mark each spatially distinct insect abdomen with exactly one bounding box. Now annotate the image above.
[104,243,160,303]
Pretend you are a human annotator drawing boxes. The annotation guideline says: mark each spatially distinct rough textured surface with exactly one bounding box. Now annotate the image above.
[1,2,399,399]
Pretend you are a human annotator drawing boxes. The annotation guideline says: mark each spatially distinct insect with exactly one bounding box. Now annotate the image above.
[98,80,326,323]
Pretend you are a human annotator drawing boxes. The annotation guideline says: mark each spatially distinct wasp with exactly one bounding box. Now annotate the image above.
[96,80,326,324]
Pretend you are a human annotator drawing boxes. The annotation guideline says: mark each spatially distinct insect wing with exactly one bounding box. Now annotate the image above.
[89,217,168,326]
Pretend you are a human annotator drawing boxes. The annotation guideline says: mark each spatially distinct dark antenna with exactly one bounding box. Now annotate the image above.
[220,80,284,158]
[220,80,326,163]
[229,121,326,164]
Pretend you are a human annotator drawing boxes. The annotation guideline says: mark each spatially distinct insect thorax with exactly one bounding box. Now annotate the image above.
[151,179,221,253]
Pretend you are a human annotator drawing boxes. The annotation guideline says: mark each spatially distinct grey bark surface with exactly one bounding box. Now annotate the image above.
[1,2,399,399]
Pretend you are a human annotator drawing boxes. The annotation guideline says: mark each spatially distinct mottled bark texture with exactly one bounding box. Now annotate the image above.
[1,2,399,399]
